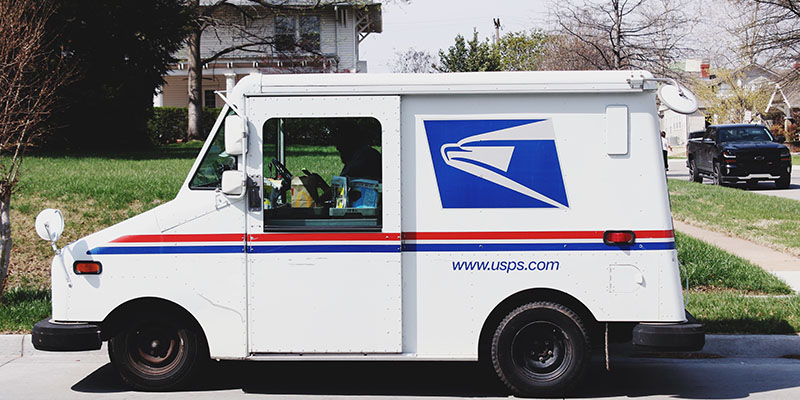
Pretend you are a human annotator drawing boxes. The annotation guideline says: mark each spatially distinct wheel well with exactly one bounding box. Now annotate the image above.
[100,297,208,350]
[477,288,600,362]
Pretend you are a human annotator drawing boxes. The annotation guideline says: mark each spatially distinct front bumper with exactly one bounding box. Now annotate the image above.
[722,161,791,181]
[632,317,705,352]
[31,318,101,351]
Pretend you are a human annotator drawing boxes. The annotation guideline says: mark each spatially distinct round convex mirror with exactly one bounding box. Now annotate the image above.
[657,83,699,115]
[35,209,64,242]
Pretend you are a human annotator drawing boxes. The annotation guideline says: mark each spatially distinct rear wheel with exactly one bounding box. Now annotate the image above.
[689,159,702,183]
[491,302,590,397]
[108,313,205,391]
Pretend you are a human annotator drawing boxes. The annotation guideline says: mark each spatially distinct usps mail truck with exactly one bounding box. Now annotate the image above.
[32,71,703,397]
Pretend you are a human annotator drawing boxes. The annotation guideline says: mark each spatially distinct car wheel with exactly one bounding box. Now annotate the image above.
[491,302,590,397]
[108,313,205,391]
[776,175,791,189]
[713,162,724,186]
[689,159,702,183]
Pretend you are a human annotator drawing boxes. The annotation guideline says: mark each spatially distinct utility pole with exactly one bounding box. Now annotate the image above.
[493,18,501,45]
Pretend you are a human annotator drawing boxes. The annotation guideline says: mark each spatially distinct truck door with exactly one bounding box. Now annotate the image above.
[700,128,716,172]
[245,96,402,354]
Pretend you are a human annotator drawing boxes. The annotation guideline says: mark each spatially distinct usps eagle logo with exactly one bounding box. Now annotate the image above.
[424,119,569,209]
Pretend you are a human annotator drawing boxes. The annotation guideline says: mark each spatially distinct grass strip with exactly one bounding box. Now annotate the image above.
[0,287,51,334]
[675,232,792,294]
[686,290,800,334]
[793,155,799,165]
[668,178,800,256]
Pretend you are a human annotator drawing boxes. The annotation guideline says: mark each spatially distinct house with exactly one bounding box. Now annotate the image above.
[154,1,382,108]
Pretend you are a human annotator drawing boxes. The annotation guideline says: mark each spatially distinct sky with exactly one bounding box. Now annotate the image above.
[360,0,550,73]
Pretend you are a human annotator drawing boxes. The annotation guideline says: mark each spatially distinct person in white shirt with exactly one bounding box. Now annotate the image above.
[661,131,672,171]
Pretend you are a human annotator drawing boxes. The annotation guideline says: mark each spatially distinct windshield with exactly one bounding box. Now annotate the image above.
[189,106,237,189]
[718,126,774,142]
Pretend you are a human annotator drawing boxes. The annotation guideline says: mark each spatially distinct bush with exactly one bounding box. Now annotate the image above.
[148,107,222,145]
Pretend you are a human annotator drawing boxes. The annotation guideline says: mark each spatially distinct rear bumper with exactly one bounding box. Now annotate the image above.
[31,318,101,352]
[632,319,705,352]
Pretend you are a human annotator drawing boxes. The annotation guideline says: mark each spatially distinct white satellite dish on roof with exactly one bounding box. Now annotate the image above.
[657,83,699,115]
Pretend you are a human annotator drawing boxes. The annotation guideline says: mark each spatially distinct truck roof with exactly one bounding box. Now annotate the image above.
[233,70,657,97]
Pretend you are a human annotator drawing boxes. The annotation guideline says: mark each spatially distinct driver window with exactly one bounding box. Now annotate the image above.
[262,117,382,230]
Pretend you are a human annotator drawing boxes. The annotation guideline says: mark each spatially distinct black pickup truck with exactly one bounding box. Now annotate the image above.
[686,124,792,188]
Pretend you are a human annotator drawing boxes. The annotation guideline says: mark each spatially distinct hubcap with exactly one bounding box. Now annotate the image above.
[127,323,184,374]
[511,322,571,380]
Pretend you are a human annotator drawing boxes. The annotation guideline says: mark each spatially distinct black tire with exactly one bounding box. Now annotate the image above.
[689,159,702,183]
[491,302,590,397]
[108,313,205,391]
[713,162,724,186]
[776,175,791,189]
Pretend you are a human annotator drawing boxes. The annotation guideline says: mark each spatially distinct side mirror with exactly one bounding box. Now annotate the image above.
[775,135,786,143]
[35,209,64,249]
[221,170,245,196]
[224,115,246,156]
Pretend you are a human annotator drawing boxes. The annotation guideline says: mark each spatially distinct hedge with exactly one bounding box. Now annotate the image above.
[148,107,222,145]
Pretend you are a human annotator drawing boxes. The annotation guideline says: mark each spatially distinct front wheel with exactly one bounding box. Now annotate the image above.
[108,314,205,391]
[713,162,725,186]
[776,175,791,189]
[491,302,590,397]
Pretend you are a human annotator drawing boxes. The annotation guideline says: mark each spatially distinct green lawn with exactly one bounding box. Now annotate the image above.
[793,155,799,165]
[668,178,800,256]
[676,232,791,294]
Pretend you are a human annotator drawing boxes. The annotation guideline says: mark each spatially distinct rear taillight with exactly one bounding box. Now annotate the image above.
[603,230,636,246]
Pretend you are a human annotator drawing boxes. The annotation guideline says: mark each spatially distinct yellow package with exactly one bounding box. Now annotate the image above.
[291,176,313,208]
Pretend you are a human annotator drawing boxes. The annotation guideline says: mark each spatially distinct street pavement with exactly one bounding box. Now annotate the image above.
[667,158,800,201]
[4,334,800,399]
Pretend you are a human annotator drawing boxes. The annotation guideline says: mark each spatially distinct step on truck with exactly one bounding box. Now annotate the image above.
[32,71,704,397]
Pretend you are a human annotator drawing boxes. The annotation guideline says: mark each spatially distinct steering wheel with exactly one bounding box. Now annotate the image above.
[271,158,293,191]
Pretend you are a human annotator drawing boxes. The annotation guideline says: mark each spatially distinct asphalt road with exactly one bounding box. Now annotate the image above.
[4,343,800,399]
[667,158,800,201]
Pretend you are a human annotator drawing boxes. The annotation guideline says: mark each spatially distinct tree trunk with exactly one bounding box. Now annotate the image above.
[187,26,203,142]
[0,189,12,298]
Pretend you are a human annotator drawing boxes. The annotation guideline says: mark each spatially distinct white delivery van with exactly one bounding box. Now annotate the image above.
[32,71,703,397]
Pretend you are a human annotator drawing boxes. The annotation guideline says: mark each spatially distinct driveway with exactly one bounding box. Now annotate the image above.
[667,158,800,201]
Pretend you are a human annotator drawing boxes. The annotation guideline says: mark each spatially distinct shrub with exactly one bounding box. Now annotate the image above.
[148,107,222,145]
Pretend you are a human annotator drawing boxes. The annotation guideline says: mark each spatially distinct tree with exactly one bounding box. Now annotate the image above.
[0,0,74,296]
[496,29,549,71]
[47,0,190,150]
[552,0,695,74]
[435,30,502,72]
[730,0,800,74]
[390,49,437,73]
[691,68,773,125]
[184,0,388,141]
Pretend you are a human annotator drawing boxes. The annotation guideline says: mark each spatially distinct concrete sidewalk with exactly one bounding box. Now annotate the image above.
[673,219,800,292]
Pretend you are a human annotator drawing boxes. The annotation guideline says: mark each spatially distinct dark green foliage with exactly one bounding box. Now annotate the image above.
[148,107,221,145]
[436,30,502,73]
[43,0,191,151]
[263,117,381,146]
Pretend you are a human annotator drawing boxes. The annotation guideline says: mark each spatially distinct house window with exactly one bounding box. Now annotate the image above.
[275,16,296,52]
[263,117,382,230]
[274,15,320,53]
[204,90,216,108]
[299,16,320,51]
